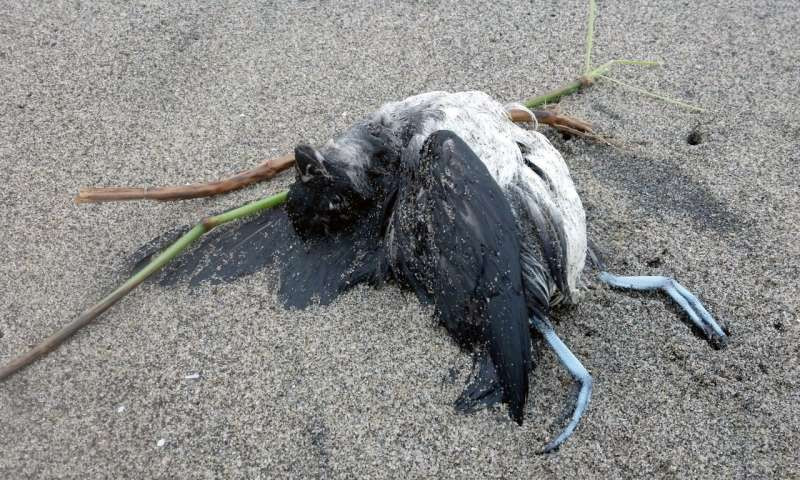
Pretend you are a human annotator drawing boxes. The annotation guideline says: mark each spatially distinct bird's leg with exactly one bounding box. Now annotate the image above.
[529,316,593,453]
[598,272,728,349]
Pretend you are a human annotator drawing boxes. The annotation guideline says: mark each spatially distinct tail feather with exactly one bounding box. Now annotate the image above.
[484,294,531,424]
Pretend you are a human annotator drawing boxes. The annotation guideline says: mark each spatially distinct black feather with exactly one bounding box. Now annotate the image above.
[389,130,531,422]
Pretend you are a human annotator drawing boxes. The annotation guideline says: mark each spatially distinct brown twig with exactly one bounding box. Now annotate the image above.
[508,107,594,132]
[508,107,617,146]
[73,111,607,204]
[74,154,295,204]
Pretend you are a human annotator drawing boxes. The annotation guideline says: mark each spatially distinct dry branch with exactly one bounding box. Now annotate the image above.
[72,112,599,204]
[74,154,295,204]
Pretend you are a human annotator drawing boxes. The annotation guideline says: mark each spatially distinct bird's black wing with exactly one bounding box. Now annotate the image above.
[129,206,389,309]
[389,130,532,423]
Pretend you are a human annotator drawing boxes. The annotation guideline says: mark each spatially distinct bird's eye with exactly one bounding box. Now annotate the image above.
[367,123,382,137]
[326,194,344,211]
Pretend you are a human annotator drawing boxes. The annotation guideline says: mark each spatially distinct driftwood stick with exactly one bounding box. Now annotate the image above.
[507,107,616,145]
[72,111,598,204]
[74,154,295,204]
[509,108,594,133]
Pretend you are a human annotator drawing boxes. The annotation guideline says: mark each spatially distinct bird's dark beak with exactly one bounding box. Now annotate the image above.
[294,145,328,183]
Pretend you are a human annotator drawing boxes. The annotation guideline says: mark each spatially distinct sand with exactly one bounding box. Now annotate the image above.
[1,1,798,478]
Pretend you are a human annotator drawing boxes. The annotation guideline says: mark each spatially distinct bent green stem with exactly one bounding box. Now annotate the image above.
[0,190,289,381]
[524,59,662,109]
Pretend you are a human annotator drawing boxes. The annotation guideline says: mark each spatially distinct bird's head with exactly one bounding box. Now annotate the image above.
[287,122,401,239]
[286,145,369,238]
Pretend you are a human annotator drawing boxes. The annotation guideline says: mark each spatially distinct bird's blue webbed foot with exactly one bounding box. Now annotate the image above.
[598,272,729,349]
[530,316,593,453]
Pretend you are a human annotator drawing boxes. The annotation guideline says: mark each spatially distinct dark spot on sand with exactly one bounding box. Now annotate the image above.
[687,127,704,145]
[647,257,663,268]
[773,321,784,332]
[688,323,707,342]
[445,364,461,384]
[758,363,769,374]
[591,102,622,120]
[741,397,756,413]
[307,417,331,476]
[668,347,687,362]
[309,421,327,449]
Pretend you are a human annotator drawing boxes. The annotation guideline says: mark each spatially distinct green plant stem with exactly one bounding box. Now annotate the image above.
[0,190,289,381]
[584,0,597,74]
[523,59,661,109]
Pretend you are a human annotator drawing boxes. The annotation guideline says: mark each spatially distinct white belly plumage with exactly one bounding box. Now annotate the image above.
[374,91,587,304]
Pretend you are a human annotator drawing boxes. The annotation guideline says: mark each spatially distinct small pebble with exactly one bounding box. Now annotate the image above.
[156,439,166,448]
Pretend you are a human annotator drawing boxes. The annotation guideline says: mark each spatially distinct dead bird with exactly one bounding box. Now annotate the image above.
[141,91,728,452]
